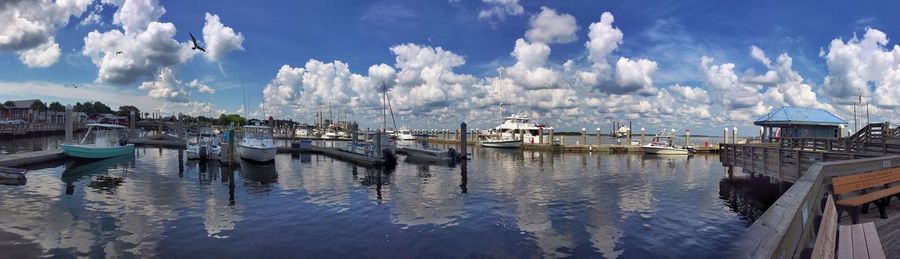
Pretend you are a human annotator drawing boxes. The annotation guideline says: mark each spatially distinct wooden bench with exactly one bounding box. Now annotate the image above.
[832,168,900,224]
[809,195,885,259]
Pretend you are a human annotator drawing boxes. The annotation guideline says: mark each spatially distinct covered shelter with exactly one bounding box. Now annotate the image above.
[755,106,847,142]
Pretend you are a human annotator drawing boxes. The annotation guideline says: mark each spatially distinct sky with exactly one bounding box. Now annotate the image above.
[2,0,900,135]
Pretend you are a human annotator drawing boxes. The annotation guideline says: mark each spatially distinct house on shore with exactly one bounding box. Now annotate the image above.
[755,106,847,142]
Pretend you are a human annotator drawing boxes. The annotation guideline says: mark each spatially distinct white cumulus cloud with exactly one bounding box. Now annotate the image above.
[525,7,578,44]
[202,12,245,61]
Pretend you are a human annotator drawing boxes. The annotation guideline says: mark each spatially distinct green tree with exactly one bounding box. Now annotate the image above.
[217,113,246,126]
[116,105,141,118]
[48,102,65,112]
[30,100,47,111]
[92,101,113,115]
[3,101,14,108]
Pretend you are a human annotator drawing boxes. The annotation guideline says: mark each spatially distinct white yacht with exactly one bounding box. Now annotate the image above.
[640,129,691,155]
[489,114,552,144]
[239,125,276,162]
[612,125,630,138]
[480,137,522,148]
[397,127,415,141]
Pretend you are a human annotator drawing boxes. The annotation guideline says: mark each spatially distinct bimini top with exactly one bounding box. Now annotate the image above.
[86,123,126,129]
[754,106,847,127]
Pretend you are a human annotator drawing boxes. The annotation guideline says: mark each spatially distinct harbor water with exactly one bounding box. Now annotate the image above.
[0,137,777,258]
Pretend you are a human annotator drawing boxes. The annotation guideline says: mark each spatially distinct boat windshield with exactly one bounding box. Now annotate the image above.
[243,127,272,139]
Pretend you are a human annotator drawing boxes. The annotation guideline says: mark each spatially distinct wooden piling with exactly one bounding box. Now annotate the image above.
[596,128,601,146]
[581,128,586,146]
[65,105,73,144]
[460,122,467,159]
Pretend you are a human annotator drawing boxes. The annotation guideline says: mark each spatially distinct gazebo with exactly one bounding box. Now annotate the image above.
[754,106,847,142]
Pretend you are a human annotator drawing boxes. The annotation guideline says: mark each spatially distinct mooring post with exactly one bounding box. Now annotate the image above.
[65,105,73,144]
[129,110,135,138]
[627,127,632,146]
[685,129,691,147]
[460,122,467,159]
[596,128,601,147]
[375,131,382,159]
[640,127,645,145]
[723,127,728,145]
[539,128,544,144]
[549,128,555,145]
[732,127,738,145]
[581,128,586,146]
[519,129,525,143]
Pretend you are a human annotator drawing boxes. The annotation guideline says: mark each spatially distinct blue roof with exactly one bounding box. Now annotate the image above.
[754,106,847,127]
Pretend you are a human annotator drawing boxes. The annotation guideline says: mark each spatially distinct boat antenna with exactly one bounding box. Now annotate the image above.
[382,83,387,132]
[242,79,248,123]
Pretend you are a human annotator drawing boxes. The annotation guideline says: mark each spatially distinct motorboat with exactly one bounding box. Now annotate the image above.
[400,146,458,162]
[186,127,221,160]
[0,166,26,185]
[322,130,338,139]
[397,127,415,141]
[61,123,134,159]
[480,137,522,148]
[489,114,552,144]
[238,125,276,162]
[612,125,630,138]
[640,129,692,155]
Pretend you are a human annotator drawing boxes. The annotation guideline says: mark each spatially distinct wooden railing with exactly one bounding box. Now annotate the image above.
[732,156,900,258]
[720,143,877,182]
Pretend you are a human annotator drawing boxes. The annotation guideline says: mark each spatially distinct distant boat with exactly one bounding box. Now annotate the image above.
[61,123,134,159]
[640,129,691,155]
[480,138,521,148]
[612,125,630,138]
[397,127,415,141]
[0,166,26,185]
[186,127,221,160]
[238,125,276,162]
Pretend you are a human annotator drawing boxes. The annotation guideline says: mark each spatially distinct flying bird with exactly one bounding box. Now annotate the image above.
[71,84,79,88]
[115,51,124,55]
[189,33,206,52]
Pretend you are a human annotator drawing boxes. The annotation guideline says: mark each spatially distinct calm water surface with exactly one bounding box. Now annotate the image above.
[0,143,769,258]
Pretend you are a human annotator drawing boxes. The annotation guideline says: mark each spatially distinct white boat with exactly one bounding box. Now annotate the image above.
[397,127,415,141]
[322,130,338,139]
[640,129,691,155]
[61,123,134,159]
[480,138,522,148]
[612,125,630,138]
[489,114,552,144]
[238,125,276,162]
[186,127,221,160]
[400,146,457,161]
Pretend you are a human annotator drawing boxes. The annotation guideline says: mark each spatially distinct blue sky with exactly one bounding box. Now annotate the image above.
[2,0,900,134]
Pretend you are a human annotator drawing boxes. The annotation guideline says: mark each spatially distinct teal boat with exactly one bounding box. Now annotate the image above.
[61,123,135,159]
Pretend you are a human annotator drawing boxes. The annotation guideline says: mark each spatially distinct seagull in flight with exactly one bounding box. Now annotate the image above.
[189,33,206,52]
[71,84,79,88]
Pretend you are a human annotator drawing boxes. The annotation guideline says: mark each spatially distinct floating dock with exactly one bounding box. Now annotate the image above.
[425,138,719,153]
[0,150,65,167]
[276,145,386,167]
[129,135,186,148]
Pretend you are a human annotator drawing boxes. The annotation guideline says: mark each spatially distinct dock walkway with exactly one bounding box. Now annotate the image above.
[0,150,64,167]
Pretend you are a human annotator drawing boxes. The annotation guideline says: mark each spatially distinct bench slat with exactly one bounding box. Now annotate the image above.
[862,223,886,259]
[835,185,900,207]
[812,195,838,259]
[839,225,853,259]
[833,168,900,194]
[851,224,869,259]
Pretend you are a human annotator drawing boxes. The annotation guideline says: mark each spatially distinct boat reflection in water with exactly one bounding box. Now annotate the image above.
[61,154,135,195]
[238,158,278,185]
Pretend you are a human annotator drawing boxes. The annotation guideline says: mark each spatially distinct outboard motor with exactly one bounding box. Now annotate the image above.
[448,148,458,160]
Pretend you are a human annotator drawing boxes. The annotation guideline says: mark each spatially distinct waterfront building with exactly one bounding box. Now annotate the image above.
[754,106,847,142]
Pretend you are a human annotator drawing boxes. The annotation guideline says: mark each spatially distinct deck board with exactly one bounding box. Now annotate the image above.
[838,198,900,258]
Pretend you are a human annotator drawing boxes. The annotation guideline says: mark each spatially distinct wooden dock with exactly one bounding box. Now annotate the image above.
[0,150,65,167]
[426,138,719,153]
[129,135,186,148]
[276,145,386,167]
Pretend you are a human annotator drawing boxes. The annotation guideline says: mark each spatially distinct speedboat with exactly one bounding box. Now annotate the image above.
[480,137,522,148]
[640,129,691,155]
[186,127,221,160]
[238,125,276,162]
[61,123,134,159]
[398,127,415,141]
[400,146,457,161]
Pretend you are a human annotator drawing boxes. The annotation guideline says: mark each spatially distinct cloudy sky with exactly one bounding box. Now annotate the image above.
[2,0,900,134]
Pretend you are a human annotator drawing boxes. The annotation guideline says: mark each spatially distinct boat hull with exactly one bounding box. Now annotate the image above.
[401,147,453,161]
[641,146,690,155]
[480,140,522,148]
[61,144,135,159]
[238,145,276,162]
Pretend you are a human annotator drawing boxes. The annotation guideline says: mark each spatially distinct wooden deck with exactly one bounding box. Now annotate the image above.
[840,199,900,259]
[0,150,65,167]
